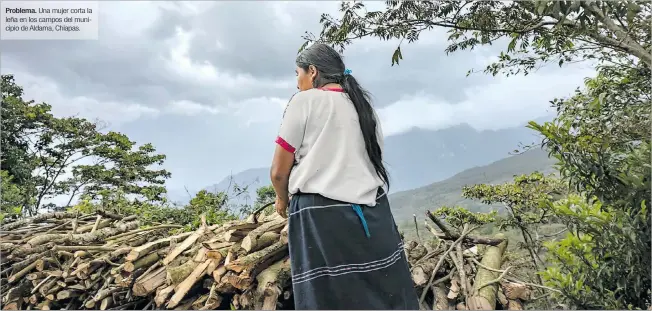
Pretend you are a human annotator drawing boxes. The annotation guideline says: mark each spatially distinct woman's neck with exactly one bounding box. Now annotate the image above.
[320,83,342,89]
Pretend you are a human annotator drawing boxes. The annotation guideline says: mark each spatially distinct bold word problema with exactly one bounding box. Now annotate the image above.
[5,7,91,14]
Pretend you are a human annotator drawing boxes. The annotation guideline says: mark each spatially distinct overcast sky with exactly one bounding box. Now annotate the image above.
[1,1,596,198]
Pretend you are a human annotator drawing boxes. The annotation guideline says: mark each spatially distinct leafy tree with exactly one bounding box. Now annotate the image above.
[0,170,24,223]
[1,74,172,216]
[1,75,53,214]
[75,132,171,205]
[1,75,50,186]
[431,206,497,229]
[253,185,276,215]
[185,190,236,227]
[302,1,651,71]
[462,173,566,273]
[530,63,650,309]
[29,115,102,212]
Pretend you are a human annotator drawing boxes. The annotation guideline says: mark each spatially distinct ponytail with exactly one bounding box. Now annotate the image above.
[341,74,391,190]
[295,43,390,190]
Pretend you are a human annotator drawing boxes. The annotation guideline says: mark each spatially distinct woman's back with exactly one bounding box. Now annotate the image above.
[270,42,418,310]
[277,87,384,206]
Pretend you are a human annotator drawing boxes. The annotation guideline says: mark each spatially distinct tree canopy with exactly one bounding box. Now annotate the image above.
[302,1,650,73]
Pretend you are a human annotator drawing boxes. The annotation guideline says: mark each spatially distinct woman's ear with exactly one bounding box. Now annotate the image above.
[309,65,318,80]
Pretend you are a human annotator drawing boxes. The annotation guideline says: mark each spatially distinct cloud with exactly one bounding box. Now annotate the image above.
[1,1,598,197]
[377,62,594,136]
[3,68,160,125]
[165,100,220,117]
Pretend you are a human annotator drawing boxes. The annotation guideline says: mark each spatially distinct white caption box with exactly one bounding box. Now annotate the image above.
[1,1,98,40]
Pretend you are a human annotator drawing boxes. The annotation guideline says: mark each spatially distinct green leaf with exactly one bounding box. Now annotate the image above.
[598,92,606,106]
[537,1,548,15]
[391,46,403,66]
[298,41,309,54]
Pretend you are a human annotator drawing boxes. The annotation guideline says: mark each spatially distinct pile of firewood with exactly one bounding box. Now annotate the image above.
[406,211,536,310]
[0,209,292,310]
[1,209,538,310]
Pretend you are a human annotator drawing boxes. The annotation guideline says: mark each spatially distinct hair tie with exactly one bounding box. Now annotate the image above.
[343,69,352,76]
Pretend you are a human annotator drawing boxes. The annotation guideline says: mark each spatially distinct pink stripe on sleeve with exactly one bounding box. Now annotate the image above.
[275,136,296,153]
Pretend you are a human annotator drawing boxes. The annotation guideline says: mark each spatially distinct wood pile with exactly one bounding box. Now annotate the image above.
[407,211,535,310]
[1,208,537,310]
[0,209,292,310]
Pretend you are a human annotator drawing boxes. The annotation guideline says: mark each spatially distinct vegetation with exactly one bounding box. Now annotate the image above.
[0,74,272,232]
[391,147,556,228]
[306,0,650,309]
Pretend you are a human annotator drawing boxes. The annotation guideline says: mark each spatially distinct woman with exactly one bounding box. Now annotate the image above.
[270,43,419,310]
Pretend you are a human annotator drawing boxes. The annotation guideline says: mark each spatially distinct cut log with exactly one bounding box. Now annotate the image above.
[167,259,217,308]
[507,299,523,310]
[212,266,227,282]
[133,266,166,297]
[255,257,291,310]
[126,231,193,261]
[77,218,113,233]
[56,289,80,300]
[242,232,280,255]
[99,296,113,310]
[501,281,530,300]
[432,283,454,310]
[167,260,199,286]
[240,218,286,253]
[201,241,233,250]
[7,261,37,284]
[194,247,209,262]
[1,211,75,231]
[124,252,160,273]
[224,274,254,290]
[191,294,209,309]
[24,221,139,248]
[411,259,440,286]
[279,224,288,245]
[226,242,288,274]
[154,284,175,307]
[162,226,206,265]
[468,233,508,310]
[223,229,251,242]
[206,249,228,262]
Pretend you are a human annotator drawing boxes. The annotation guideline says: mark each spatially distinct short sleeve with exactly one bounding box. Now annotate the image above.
[275,93,308,154]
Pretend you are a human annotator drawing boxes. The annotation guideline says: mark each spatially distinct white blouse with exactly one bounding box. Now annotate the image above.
[275,87,385,206]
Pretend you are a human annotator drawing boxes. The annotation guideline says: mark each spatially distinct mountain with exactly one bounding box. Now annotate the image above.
[205,167,272,206]
[383,124,542,192]
[388,148,557,228]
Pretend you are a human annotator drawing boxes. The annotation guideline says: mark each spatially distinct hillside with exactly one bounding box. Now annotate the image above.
[383,123,545,191]
[389,148,557,228]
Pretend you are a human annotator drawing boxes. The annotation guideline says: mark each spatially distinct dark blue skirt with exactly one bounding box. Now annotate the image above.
[287,189,419,310]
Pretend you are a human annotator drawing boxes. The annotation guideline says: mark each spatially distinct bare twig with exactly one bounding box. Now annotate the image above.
[476,266,513,292]
[413,214,422,244]
[505,277,562,294]
[471,257,507,273]
[419,224,477,304]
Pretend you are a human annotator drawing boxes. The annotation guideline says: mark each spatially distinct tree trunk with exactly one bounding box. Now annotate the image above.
[468,233,507,310]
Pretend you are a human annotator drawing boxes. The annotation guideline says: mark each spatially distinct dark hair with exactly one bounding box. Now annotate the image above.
[296,43,390,190]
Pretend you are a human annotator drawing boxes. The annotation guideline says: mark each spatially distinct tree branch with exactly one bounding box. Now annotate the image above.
[581,1,651,66]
